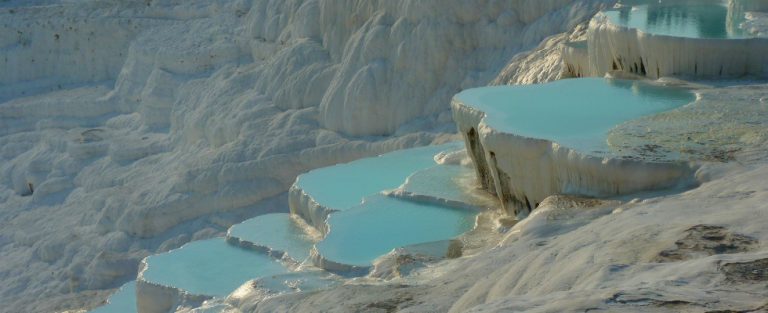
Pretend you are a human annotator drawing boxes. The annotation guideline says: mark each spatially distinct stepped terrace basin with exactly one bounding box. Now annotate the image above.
[227,213,317,264]
[136,238,287,312]
[90,281,136,313]
[455,78,694,155]
[389,164,495,210]
[289,142,463,232]
[605,0,750,39]
[452,78,698,216]
[314,194,476,272]
[572,0,768,78]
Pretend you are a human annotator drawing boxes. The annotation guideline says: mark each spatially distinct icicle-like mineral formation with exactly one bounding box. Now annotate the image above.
[452,78,699,216]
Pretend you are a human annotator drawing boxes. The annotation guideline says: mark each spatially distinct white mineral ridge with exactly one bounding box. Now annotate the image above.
[576,0,768,79]
[450,79,700,216]
[0,0,610,312]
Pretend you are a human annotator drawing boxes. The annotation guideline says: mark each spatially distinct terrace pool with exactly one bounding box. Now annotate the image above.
[396,164,489,209]
[140,238,287,297]
[316,195,476,267]
[454,78,695,155]
[295,142,462,211]
[227,213,316,263]
[89,281,136,313]
[604,0,752,39]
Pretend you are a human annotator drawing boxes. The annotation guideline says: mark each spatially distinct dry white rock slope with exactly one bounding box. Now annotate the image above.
[0,0,611,312]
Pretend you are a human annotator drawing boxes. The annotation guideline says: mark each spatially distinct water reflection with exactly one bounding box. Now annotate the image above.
[455,78,695,154]
[317,195,475,267]
[606,0,750,38]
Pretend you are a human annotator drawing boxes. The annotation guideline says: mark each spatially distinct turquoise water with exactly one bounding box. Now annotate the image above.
[228,213,316,262]
[141,238,287,297]
[296,143,462,210]
[316,195,476,267]
[454,78,694,154]
[605,0,751,38]
[89,281,136,313]
[400,165,480,207]
[251,271,339,294]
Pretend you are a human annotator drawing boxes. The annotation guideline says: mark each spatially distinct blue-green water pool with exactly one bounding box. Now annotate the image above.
[89,281,136,313]
[141,238,287,297]
[228,213,316,263]
[316,195,476,267]
[454,78,695,154]
[296,143,462,211]
[399,164,482,208]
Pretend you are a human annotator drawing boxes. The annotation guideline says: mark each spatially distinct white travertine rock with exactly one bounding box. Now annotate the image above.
[450,85,698,216]
[0,4,147,101]
[566,1,768,79]
[0,0,611,311]
[310,0,611,136]
[242,160,768,313]
[135,270,210,313]
[586,12,768,78]
[288,184,333,234]
[561,40,589,78]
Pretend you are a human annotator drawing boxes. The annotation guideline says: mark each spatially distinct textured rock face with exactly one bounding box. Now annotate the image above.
[607,84,768,163]
[721,258,768,282]
[586,12,768,79]
[561,40,588,78]
[0,1,611,311]
[565,0,768,79]
[656,225,758,262]
[299,0,612,136]
[0,3,145,100]
[189,0,618,137]
[450,80,699,217]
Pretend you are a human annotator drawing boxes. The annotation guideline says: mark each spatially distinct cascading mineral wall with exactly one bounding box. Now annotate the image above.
[451,96,698,217]
[561,40,588,78]
[135,261,211,313]
[566,0,768,79]
[288,184,335,234]
[586,13,768,79]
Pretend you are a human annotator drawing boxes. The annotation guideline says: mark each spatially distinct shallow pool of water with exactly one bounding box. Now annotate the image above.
[296,143,462,211]
[250,270,339,295]
[398,164,487,209]
[316,195,476,267]
[228,213,316,263]
[454,78,695,154]
[89,281,136,313]
[604,0,752,39]
[141,238,287,297]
